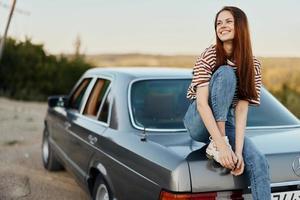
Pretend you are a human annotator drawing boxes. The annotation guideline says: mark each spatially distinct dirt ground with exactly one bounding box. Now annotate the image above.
[0,97,89,200]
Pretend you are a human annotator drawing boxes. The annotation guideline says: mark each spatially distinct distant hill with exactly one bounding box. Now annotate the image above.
[85,53,197,68]
[85,54,300,91]
[85,53,300,69]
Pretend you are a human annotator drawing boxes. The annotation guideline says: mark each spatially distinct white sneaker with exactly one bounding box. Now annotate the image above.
[206,136,232,163]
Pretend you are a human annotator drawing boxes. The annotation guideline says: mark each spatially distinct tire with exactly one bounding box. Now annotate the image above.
[42,128,64,171]
[92,177,113,200]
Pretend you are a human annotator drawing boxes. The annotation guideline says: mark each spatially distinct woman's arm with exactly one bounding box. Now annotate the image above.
[196,85,236,169]
[196,86,223,145]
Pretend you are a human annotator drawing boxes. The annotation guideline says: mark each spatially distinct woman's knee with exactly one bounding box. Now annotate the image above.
[208,65,237,119]
[213,65,236,81]
[209,65,237,94]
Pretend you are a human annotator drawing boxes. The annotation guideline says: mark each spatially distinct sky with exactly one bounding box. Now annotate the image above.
[1,0,300,56]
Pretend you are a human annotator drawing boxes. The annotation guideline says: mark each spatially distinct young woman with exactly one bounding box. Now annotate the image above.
[184,6,271,200]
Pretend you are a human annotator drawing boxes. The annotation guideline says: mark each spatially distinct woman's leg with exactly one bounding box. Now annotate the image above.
[208,65,237,136]
[225,116,271,200]
[184,65,236,142]
[209,65,271,199]
[243,137,271,200]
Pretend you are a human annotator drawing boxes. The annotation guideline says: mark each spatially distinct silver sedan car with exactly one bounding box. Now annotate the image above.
[42,67,300,200]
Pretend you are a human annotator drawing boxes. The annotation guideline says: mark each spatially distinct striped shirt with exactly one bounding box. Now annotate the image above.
[186,45,262,107]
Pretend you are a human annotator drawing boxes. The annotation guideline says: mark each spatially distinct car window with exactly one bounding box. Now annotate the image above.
[131,79,190,129]
[98,90,111,123]
[130,80,300,131]
[247,88,300,126]
[69,78,92,111]
[83,78,111,118]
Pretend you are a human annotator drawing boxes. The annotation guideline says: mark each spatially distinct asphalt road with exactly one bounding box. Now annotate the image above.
[0,97,89,200]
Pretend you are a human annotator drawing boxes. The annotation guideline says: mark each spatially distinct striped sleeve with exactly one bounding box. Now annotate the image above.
[248,57,262,106]
[186,45,216,99]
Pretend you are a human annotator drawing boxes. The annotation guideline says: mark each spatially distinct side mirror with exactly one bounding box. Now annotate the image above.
[48,95,68,108]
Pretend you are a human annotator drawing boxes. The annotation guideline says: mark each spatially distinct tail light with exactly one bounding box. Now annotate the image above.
[159,190,244,200]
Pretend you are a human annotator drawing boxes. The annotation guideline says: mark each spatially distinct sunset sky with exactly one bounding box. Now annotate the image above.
[0,0,300,56]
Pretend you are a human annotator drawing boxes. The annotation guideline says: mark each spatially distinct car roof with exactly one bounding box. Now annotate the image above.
[85,67,192,78]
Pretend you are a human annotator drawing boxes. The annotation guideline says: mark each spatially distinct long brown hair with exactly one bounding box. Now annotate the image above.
[214,6,258,100]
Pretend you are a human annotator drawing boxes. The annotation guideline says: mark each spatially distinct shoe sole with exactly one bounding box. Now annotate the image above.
[206,150,220,163]
[206,153,214,160]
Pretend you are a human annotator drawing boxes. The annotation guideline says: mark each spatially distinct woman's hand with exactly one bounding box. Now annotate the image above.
[231,153,245,176]
[217,142,237,170]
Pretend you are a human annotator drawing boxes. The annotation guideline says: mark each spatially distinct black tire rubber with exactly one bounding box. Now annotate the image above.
[92,176,113,200]
[42,128,64,171]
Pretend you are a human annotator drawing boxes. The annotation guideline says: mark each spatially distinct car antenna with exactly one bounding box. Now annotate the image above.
[141,126,147,142]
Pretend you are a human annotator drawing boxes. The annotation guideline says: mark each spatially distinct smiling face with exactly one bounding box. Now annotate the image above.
[216,10,235,42]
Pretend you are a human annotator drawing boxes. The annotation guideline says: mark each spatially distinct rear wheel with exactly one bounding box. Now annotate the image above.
[92,177,113,200]
[42,128,63,171]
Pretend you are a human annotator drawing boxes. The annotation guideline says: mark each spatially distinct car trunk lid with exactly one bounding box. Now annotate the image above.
[186,126,300,192]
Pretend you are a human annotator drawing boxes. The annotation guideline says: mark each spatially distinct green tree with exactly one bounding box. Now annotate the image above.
[0,37,93,101]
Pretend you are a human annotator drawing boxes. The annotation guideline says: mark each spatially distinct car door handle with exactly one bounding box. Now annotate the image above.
[64,121,71,129]
[88,135,97,145]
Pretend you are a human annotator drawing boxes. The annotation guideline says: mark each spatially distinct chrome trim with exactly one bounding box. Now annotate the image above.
[246,125,300,130]
[247,180,300,189]
[106,92,112,128]
[271,180,300,187]
[136,127,186,132]
[128,77,191,132]
[96,86,112,124]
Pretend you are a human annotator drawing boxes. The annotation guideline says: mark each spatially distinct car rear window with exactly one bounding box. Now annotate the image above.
[130,79,191,130]
[130,79,299,131]
[247,88,300,126]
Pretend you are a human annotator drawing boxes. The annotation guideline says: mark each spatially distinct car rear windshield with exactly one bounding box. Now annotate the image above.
[247,88,300,126]
[131,79,190,129]
[130,79,300,130]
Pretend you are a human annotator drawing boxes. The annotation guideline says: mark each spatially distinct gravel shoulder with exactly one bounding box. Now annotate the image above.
[0,97,89,200]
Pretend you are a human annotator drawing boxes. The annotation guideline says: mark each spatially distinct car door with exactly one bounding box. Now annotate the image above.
[66,77,112,184]
[50,77,93,160]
